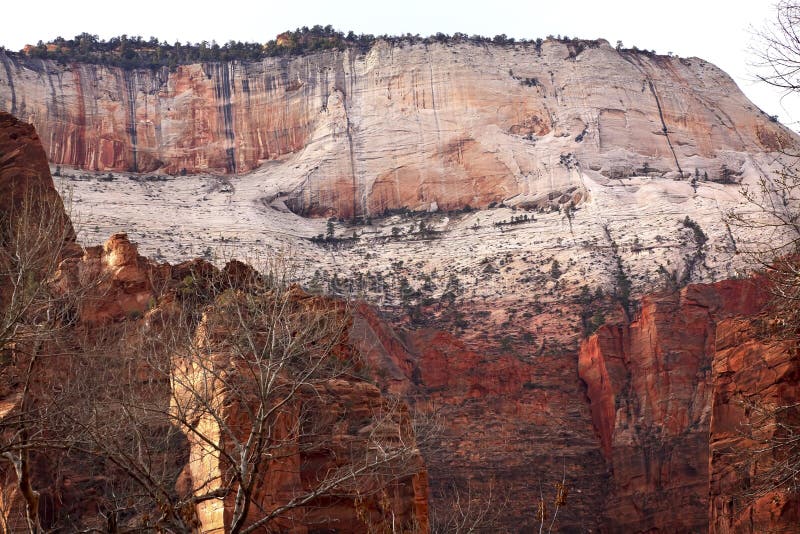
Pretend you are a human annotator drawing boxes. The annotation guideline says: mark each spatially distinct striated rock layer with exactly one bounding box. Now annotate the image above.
[1,40,795,217]
[579,279,799,533]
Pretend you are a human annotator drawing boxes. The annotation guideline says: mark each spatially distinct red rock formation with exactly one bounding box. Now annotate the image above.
[354,303,610,532]
[171,286,429,533]
[709,316,800,533]
[578,279,800,533]
[40,234,430,532]
[0,111,76,251]
[0,114,429,532]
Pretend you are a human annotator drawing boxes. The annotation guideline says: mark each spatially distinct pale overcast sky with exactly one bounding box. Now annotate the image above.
[4,0,796,128]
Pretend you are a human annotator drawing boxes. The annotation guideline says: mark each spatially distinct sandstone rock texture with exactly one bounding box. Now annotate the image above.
[0,114,429,532]
[579,279,799,533]
[0,111,75,245]
[1,40,794,217]
[709,316,800,533]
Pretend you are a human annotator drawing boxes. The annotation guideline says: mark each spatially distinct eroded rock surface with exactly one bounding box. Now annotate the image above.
[0,113,429,532]
[579,279,798,533]
[1,40,794,217]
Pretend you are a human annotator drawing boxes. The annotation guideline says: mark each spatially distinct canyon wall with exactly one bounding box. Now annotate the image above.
[3,34,800,531]
[1,40,795,217]
[0,111,429,532]
[579,279,799,533]
[353,300,610,531]
[709,315,800,532]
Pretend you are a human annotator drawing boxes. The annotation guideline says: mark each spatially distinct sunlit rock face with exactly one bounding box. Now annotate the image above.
[0,39,793,217]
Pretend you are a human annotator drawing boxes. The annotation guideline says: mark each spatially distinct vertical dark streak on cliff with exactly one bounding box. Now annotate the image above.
[345,52,360,220]
[648,80,683,177]
[0,53,16,115]
[278,57,292,160]
[617,52,684,177]
[427,47,443,206]
[73,66,87,169]
[124,70,138,172]
[152,67,169,153]
[241,64,251,166]
[44,63,59,123]
[320,61,330,112]
[304,56,316,148]
[87,66,103,167]
[332,52,359,219]
[213,62,236,173]
[263,68,276,159]
[43,61,62,161]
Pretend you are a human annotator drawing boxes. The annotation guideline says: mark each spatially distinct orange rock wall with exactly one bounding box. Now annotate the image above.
[0,111,75,245]
[578,279,800,533]
[353,303,610,532]
[709,317,800,532]
[1,42,793,217]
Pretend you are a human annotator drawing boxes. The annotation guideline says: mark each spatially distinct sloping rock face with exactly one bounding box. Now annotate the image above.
[578,279,799,533]
[1,40,794,217]
[0,111,73,225]
[0,111,76,257]
[0,114,429,532]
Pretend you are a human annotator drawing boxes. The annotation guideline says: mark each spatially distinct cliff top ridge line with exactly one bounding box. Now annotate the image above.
[6,27,665,70]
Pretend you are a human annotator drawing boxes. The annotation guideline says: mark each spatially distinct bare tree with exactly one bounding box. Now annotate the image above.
[168,274,425,533]
[0,185,80,533]
[45,262,428,533]
[732,398,800,503]
[427,481,506,534]
[727,166,800,338]
[752,1,800,93]
[713,2,800,523]
[534,463,568,534]
[0,194,427,533]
